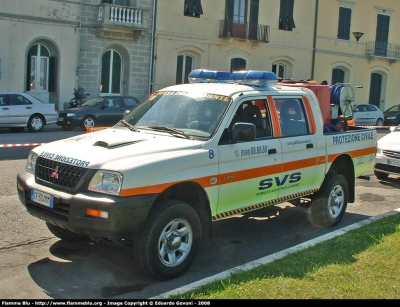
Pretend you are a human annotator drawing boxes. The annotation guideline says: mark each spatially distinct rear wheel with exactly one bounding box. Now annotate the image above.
[376,118,384,126]
[28,114,45,132]
[135,200,202,280]
[309,173,348,228]
[46,222,89,242]
[82,116,96,130]
[374,170,389,180]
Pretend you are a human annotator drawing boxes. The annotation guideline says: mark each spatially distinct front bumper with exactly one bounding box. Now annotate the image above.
[17,171,157,240]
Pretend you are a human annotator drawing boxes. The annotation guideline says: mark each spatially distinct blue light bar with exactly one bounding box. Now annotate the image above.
[188,69,231,83]
[188,69,278,87]
[243,70,278,86]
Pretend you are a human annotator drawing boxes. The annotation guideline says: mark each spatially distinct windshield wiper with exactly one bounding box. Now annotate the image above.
[118,120,139,132]
[147,126,193,140]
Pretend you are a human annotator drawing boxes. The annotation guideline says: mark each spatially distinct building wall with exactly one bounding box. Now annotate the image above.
[153,0,317,90]
[313,0,400,110]
[0,0,153,110]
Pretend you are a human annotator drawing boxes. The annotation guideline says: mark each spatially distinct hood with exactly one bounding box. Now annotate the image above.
[378,131,400,150]
[35,127,204,169]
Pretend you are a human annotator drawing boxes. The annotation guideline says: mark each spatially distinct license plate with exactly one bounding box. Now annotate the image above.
[30,189,54,208]
[57,118,63,122]
[388,159,400,167]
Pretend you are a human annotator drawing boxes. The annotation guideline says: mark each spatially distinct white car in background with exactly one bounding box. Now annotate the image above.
[352,104,384,126]
[374,125,400,179]
[0,92,58,132]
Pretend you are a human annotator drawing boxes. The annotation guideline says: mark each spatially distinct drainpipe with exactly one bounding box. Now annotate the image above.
[311,0,319,80]
[149,0,157,94]
[76,0,83,89]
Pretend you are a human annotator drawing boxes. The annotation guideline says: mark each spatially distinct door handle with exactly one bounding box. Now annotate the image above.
[306,143,314,149]
[268,148,277,154]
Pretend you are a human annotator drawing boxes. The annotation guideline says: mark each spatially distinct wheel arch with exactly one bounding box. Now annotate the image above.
[328,154,355,203]
[151,181,212,243]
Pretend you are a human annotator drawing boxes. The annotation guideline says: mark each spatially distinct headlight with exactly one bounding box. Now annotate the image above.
[26,152,38,174]
[387,116,396,119]
[88,171,123,196]
[66,113,76,117]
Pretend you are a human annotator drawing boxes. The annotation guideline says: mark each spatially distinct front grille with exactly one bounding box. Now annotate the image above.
[382,150,400,159]
[35,157,89,189]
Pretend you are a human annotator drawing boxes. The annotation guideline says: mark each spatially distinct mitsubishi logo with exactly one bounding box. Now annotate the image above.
[51,166,59,179]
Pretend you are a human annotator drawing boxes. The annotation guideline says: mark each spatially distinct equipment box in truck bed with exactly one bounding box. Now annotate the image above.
[17,69,377,280]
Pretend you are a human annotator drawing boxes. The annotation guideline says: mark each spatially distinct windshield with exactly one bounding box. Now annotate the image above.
[81,97,106,107]
[121,91,231,138]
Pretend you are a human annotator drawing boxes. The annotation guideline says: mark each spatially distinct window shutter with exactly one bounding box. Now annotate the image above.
[48,56,56,92]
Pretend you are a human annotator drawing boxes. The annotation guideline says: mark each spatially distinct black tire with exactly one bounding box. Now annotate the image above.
[376,118,384,126]
[27,114,45,132]
[82,116,96,130]
[136,200,202,280]
[9,127,24,132]
[62,123,74,131]
[374,170,389,180]
[309,173,348,228]
[46,222,88,242]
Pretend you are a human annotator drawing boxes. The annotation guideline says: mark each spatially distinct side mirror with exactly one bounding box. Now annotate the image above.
[231,123,256,142]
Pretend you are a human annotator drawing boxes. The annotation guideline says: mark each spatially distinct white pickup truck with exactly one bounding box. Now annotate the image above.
[17,70,377,280]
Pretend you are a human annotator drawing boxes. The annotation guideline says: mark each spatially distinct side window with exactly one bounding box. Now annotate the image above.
[272,63,286,79]
[123,97,139,108]
[184,0,203,18]
[0,95,8,106]
[230,100,272,139]
[110,97,122,108]
[10,95,31,106]
[275,98,309,137]
[176,54,194,84]
[279,0,295,31]
[337,7,351,40]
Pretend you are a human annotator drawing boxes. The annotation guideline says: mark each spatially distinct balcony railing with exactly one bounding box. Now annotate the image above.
[97,4,147,29]
[219,20,270,42]
[366,41,400,62]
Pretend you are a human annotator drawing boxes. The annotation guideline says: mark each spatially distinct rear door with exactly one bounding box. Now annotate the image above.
[8,94,34,125]
[273,96,321,199]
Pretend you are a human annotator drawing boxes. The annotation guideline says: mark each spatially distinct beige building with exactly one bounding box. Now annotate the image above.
[153,0,400,111]
[0,0,153,110]
[1,0,399,112]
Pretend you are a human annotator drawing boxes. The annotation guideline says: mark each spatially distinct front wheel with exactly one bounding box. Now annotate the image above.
[136,200,202,280]
[82,116,96,130]
[28,114,45,132]
[309,173,348,228]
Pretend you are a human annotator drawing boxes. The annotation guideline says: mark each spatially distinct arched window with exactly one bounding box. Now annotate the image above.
[101,50,122,94]
[27,44,50,92]
[272,63,286,79]
[230,57,246,72]
[332,68,345,85]
[176,54,194,84]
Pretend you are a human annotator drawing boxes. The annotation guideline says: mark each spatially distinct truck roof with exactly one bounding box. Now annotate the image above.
[160,82,305,98]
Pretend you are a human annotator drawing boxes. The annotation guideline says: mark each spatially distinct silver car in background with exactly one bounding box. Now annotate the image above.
[374,125,400,179]
[352,104,384,126]
[0,92,58,132]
